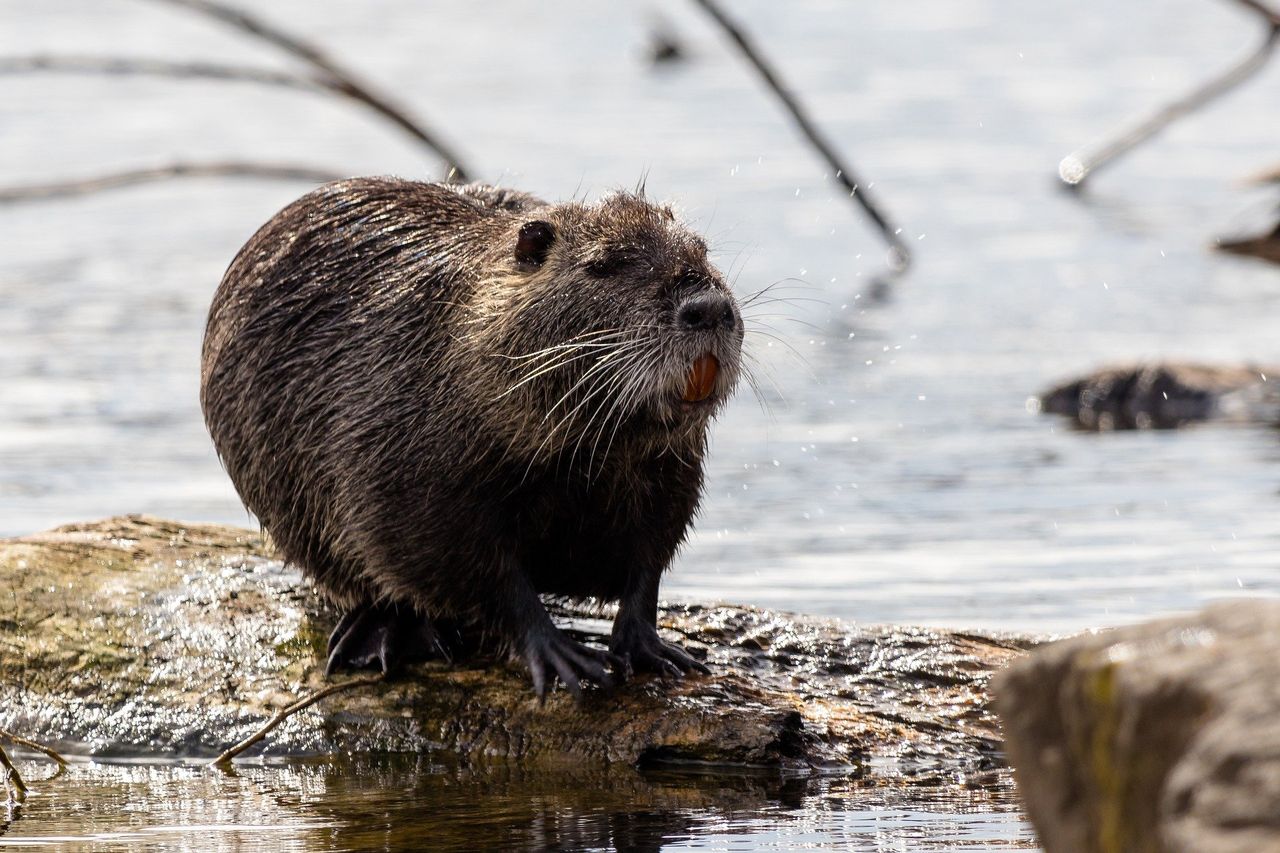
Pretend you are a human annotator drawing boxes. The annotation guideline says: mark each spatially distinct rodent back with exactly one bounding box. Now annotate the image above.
[199,180,531,522]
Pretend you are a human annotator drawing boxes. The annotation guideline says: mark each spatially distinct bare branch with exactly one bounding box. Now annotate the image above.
[0,54,324,91]
[146,0,472,181]
[689,0,911,273]
[210,674,383,767]
[0,161,346,204]
[0,728,68,767]
[0,743,27,801]
[1059,1,1280,188]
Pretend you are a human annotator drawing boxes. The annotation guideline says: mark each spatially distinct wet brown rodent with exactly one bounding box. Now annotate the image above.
[200,177,743,698]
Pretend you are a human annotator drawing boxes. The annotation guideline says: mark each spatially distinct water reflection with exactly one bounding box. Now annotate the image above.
[0,755,1033,851]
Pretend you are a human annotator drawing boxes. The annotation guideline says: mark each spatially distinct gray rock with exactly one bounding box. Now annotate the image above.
[995,600,1280,853]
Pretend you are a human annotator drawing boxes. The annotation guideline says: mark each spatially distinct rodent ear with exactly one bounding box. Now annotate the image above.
[515,221,555,267]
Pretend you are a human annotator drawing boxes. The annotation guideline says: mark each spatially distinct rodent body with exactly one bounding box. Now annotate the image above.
[201,177,742,696]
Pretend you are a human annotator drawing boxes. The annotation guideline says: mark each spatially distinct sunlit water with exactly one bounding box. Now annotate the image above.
[2,0,1279,848]
[0,757,1034,852]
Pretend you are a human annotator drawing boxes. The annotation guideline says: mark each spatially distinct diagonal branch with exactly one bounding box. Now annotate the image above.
[690,0,911,273]
[0,743,27,802]
[210,674,383,767]
[0,55,324,91]
[1059,0,1280,188]
[0,161,346,204]
[0,729,68,767]
[144,0,472,181]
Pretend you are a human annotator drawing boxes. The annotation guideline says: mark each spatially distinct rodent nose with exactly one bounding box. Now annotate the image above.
[676,292,736,332]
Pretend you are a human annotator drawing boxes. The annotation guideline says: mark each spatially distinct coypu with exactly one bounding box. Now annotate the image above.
[200,177,743,698]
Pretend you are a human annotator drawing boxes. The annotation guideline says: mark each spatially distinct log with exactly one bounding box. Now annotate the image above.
[995,600,1280,853]
[1037,362,1280,430]
[0,516,1030,776]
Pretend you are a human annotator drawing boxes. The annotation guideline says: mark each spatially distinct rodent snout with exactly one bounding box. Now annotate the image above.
[675,292,736,332]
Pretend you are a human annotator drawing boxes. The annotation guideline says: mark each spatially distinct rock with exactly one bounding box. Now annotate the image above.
[1037,362,1280,430]
[0,515,1032,775]
[994,600,1280,853]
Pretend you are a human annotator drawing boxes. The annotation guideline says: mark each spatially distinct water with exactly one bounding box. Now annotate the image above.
[1,757,1034,851]
[2,0,1279,848]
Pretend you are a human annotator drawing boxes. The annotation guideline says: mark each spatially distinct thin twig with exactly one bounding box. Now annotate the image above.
[0,744,27,800]
[0,161,345,203]
[147,0,471,181]
[689,0,911,273]
[0,728,68,767]
[0,55,323,91]
[210,674,384,767]
[1059,0,1280,188]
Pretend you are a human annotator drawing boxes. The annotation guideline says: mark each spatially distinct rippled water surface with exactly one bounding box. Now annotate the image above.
[0,757,1034,851]
[2,0,1279,848]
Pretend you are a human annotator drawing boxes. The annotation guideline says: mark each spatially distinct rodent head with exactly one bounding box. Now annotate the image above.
[473,190,743,464]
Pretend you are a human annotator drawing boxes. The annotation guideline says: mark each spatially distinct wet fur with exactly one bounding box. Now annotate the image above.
[201,178,742,669]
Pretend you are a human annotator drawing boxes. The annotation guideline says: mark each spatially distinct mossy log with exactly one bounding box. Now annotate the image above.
[0,516,1031,775]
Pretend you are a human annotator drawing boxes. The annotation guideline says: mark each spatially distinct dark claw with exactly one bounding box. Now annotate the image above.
[529,654,548,700]
[325,601,444,676]
[549,653,583,701]
[522,627,620,701]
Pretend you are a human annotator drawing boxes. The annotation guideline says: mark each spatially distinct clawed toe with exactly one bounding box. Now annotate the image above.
[523,628,622,702]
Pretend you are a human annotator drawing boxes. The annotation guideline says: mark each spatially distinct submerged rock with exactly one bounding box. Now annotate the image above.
[995,600,1280,853]
[1037,362,1280,430]
[0,516,1031,776]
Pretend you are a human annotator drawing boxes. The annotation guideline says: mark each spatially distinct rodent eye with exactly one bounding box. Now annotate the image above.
[675,267,705,289]
[515,220,555,267]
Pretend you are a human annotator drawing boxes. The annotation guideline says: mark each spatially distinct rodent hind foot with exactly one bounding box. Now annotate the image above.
[325,601,446,677]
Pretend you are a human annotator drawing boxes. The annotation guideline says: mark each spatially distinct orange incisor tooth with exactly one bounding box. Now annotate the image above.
[682,354,720,402]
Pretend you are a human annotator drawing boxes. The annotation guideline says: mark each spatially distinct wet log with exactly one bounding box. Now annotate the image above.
[1037,362,1280,430]
[0,516,1031,776]
[995,600,1280,853]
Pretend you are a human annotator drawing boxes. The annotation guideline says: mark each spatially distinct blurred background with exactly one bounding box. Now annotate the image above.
[2,0,1279,637]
